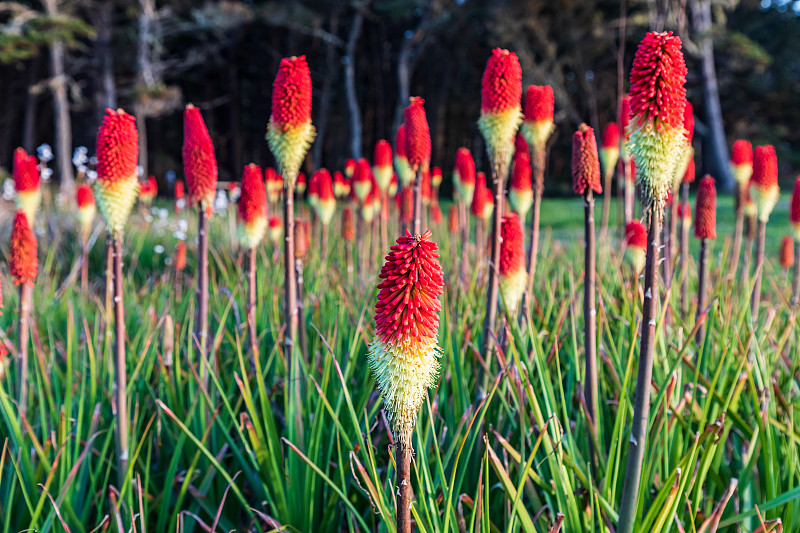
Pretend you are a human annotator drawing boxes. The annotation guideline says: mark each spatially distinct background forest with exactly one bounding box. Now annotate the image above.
[0,0,798,197]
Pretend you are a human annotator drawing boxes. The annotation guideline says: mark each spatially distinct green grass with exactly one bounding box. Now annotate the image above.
[0,188,798,532]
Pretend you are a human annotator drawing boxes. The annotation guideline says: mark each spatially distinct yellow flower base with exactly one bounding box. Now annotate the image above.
[95,174,139,235]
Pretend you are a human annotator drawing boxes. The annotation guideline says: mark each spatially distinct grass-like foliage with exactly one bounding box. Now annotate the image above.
[0,192,798,533]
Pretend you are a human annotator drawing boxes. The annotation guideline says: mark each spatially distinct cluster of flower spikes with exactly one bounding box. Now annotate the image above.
[509,149,533,218]
[572,123,602,196]
[453,147,476,205]
[183,105,218,214]
[373,140,393,191]
[13,147,41,223]
[521,85,555,150]
[624,219,647,275]
[266,56,316,185]
[95,108,140,234]
[694,175,717,240]
[367,230,443,445]
[394,124,414,188]
[498,212,527,313]
[478,48,523,171]
[627,31,688,214]
[791,176,800,240]
[750,145,780,222]
[76,183,96,241]
[10,210,37,286]
[600,122,620,181]
[237,164,268,249]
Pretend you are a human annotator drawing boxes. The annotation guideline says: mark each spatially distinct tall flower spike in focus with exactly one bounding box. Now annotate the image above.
[404,97,431,173]
[95,108,140,234]
[521,85,555,150]
[694,175,717,241]
[368,230,443,445]
[572,124,602,196]
[373,140,393,192]
[628,32,688,212]
[600,123,620,183]
[183,105,218,214]
[750,145,780,222]
[76,184,97,242]
[13,148,41,223]
[237,164,268,249]
[478,48,523,172]
[509,151,533,218]
[499,213,527,314]
[10,211,38,286]
[266,55,316,185]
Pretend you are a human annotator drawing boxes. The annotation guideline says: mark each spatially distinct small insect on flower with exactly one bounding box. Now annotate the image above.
[454,147,476,205]
[237,164,268,250]
[694,175,717,240]
[368,230,443,445]
[624,220,647,276]
[499,213,527,314]
[76,183,97,242]
[750,145,780,222]
[731,140,753,186]
[13,147,41,223]
[521,85,555,150]
[95,108,140,234]
[10,210,38,286]
[780,236,794,270]
[404,97,431,172]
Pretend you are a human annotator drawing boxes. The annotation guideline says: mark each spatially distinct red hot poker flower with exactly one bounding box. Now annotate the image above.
[404,97,431,172]
[600,122,621,180]
[270,55,312,129]
[238,164,267,249]
[13,148,40,193]
[343,207,355,241]
[624,219,647,274]
[76,183,97,241]
[515,133,528,156]
[373,139,393,191]
[619,95,631,140]
[183,104,218,213]
[448,206,458,234]
[790,176,800,239]
[175,241,187,271]
[454,147,476,204]
[481,48,523,114]
[10,211,37,286]
[400,186,415,224]
[572,124,602,195]
[781,236,794,270]
[76,184,95,208]
[683,157,695,184]
[751,144,780,221]
[175,181,185,200]
[509,151,533,218]
[683,101,694,144]
[694,175,717,240]
[499,212,527,313]
[521,85,555,149]
[96,108,140,233]
[602,122,620,149]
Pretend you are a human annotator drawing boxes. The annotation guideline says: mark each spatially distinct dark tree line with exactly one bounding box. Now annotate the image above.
[0,0,797,195]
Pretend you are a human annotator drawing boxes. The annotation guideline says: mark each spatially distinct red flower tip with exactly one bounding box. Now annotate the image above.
[619,95,631,139]
[354,158,372,183]
[752,145,778,189]
[175,181,185,199]
[515,133,528,156]
[602,123,620,149]
[432,166,442,187]
[97,108,138,184]
[572,123,602,195]
[394,126,407,158]
[678,202,691,220]
[683,101,694,143]
[400,186,415,223]
[481,48,522,114]
[404,97,431,170]
[625,220,647,250]
[523,85,554,122]
[430,203,443,224]
[317,169,334,201]
[268,215,281,229]
[344,158,356,178]
[374,140,393,168]
[238,163,267,224]
[295,219,310,259]
[629,32,687,131]
[271,55,312,129]
[374,230,443,346]
[13,148,39,192]
[781,236,794,269]
[471,172,493,217]
[76,183,95,207]
[175,241,187,271]
[683,156,695,184]
[499,212,525,276]
[455,148,476,186]
[448,206,458,233]
[511,151,532,192]
[183,104,218,208]
[731,139,753,166]
[421,169,432,203]
[343,207,355,241]
[694,175,717,240]
[790,176,800,224]
[10,210,37,286]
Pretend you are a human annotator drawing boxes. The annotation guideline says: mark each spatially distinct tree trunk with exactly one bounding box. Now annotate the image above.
[135,0,157,178]
[96,1,116,115]
[43,0,74,194]
[344,11,364,160]
[313,11,340,168]
[23,56,41,153]
[693,0,733,191]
